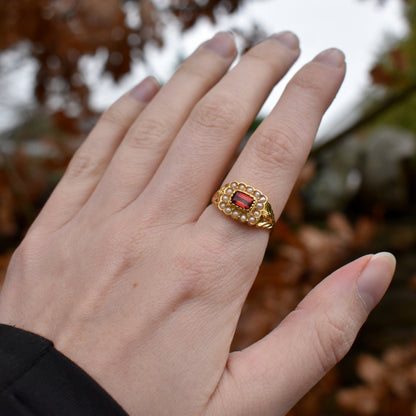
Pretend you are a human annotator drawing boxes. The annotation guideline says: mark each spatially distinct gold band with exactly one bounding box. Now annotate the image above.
[212,182,275,231]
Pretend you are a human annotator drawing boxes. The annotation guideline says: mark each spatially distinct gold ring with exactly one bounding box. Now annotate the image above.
[212,182,275,231]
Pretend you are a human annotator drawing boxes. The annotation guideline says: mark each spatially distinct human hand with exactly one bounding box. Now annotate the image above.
[0,32,395,415]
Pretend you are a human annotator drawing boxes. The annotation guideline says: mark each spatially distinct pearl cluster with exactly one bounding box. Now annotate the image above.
[218,182,267,226]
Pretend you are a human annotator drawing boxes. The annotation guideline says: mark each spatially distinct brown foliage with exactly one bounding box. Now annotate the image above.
[337,344,416,415]
[0,116,78,249]
[0,0,247,128]
[371,49,410,88]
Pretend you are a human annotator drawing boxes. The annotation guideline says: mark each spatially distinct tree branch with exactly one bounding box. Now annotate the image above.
[311,83,416,156]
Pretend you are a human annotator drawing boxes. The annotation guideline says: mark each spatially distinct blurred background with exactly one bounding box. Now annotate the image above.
[0,0,415,414]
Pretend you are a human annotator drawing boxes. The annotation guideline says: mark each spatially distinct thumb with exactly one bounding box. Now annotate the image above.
[209,252,396,416]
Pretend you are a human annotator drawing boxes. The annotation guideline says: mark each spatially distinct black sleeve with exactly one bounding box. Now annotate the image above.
[0,324,128,416]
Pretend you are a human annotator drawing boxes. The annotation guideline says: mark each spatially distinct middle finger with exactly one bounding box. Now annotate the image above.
[137,32,300,220]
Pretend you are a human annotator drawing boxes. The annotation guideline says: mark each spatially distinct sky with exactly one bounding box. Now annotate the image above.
[0,0,409,139]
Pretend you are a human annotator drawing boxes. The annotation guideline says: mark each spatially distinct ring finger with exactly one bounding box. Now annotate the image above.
[137,32,301,221]
[221,48,346,220]
[197,48,346,276]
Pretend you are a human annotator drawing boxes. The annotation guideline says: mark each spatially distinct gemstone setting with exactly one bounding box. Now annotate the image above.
[213,181,273,229]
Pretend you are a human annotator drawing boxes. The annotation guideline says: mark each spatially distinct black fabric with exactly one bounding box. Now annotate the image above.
[0,324,128,415]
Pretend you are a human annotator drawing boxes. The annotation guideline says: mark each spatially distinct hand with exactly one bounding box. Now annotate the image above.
[0,32,395,415]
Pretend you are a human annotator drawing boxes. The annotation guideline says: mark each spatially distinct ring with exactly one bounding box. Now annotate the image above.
[212,181,275,231]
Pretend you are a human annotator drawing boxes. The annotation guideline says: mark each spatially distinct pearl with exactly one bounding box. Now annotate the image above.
[231,182,237,188]
[246,187,253,193]
[225,207,232,214]
[253,210,260,217]
[239,184,245,190]
[219,203,226,209]
[259,196,266,202]
[254,191,261,198]
[221,195,229,201]
[249,216,256,224]
[226,188,233,195]
[232,211,240,218]
[240,214,247,222]
[256,202,264,210]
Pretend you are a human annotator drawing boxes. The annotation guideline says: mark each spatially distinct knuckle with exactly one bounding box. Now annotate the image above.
[65,148,101,180]
[170,253,207,301]
[100,102,131,129]
[313,311,354,373]
[244,49,283,76]
[290,69,326,97]
[251,126,302,171]
[191,94,241,134]
[11,232,44,270]
[174,246,218,291]
[128,117,170,150]
[179,59,213,85]
[172,234,231,299]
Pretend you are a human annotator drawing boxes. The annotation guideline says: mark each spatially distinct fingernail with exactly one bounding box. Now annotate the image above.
[130,76,159,102]
[202,32,236,59]
[357,252,396,312]
[313,48,345,67]
[270,31,299,50]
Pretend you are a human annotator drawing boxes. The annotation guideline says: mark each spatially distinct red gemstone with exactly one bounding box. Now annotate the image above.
[231,191,254,210]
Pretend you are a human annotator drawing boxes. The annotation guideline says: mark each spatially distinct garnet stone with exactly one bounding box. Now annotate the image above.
[231,191,254,210]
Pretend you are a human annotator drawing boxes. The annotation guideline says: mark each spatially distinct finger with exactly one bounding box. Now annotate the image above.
[223,48,346,217]
[86,32,237,215]
[31,78,159,231]
[195,49,346,273]
[208,253,396,416]
[141,32,300,221]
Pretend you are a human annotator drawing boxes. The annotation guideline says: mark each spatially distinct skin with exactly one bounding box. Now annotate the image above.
[0,32,396,415]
